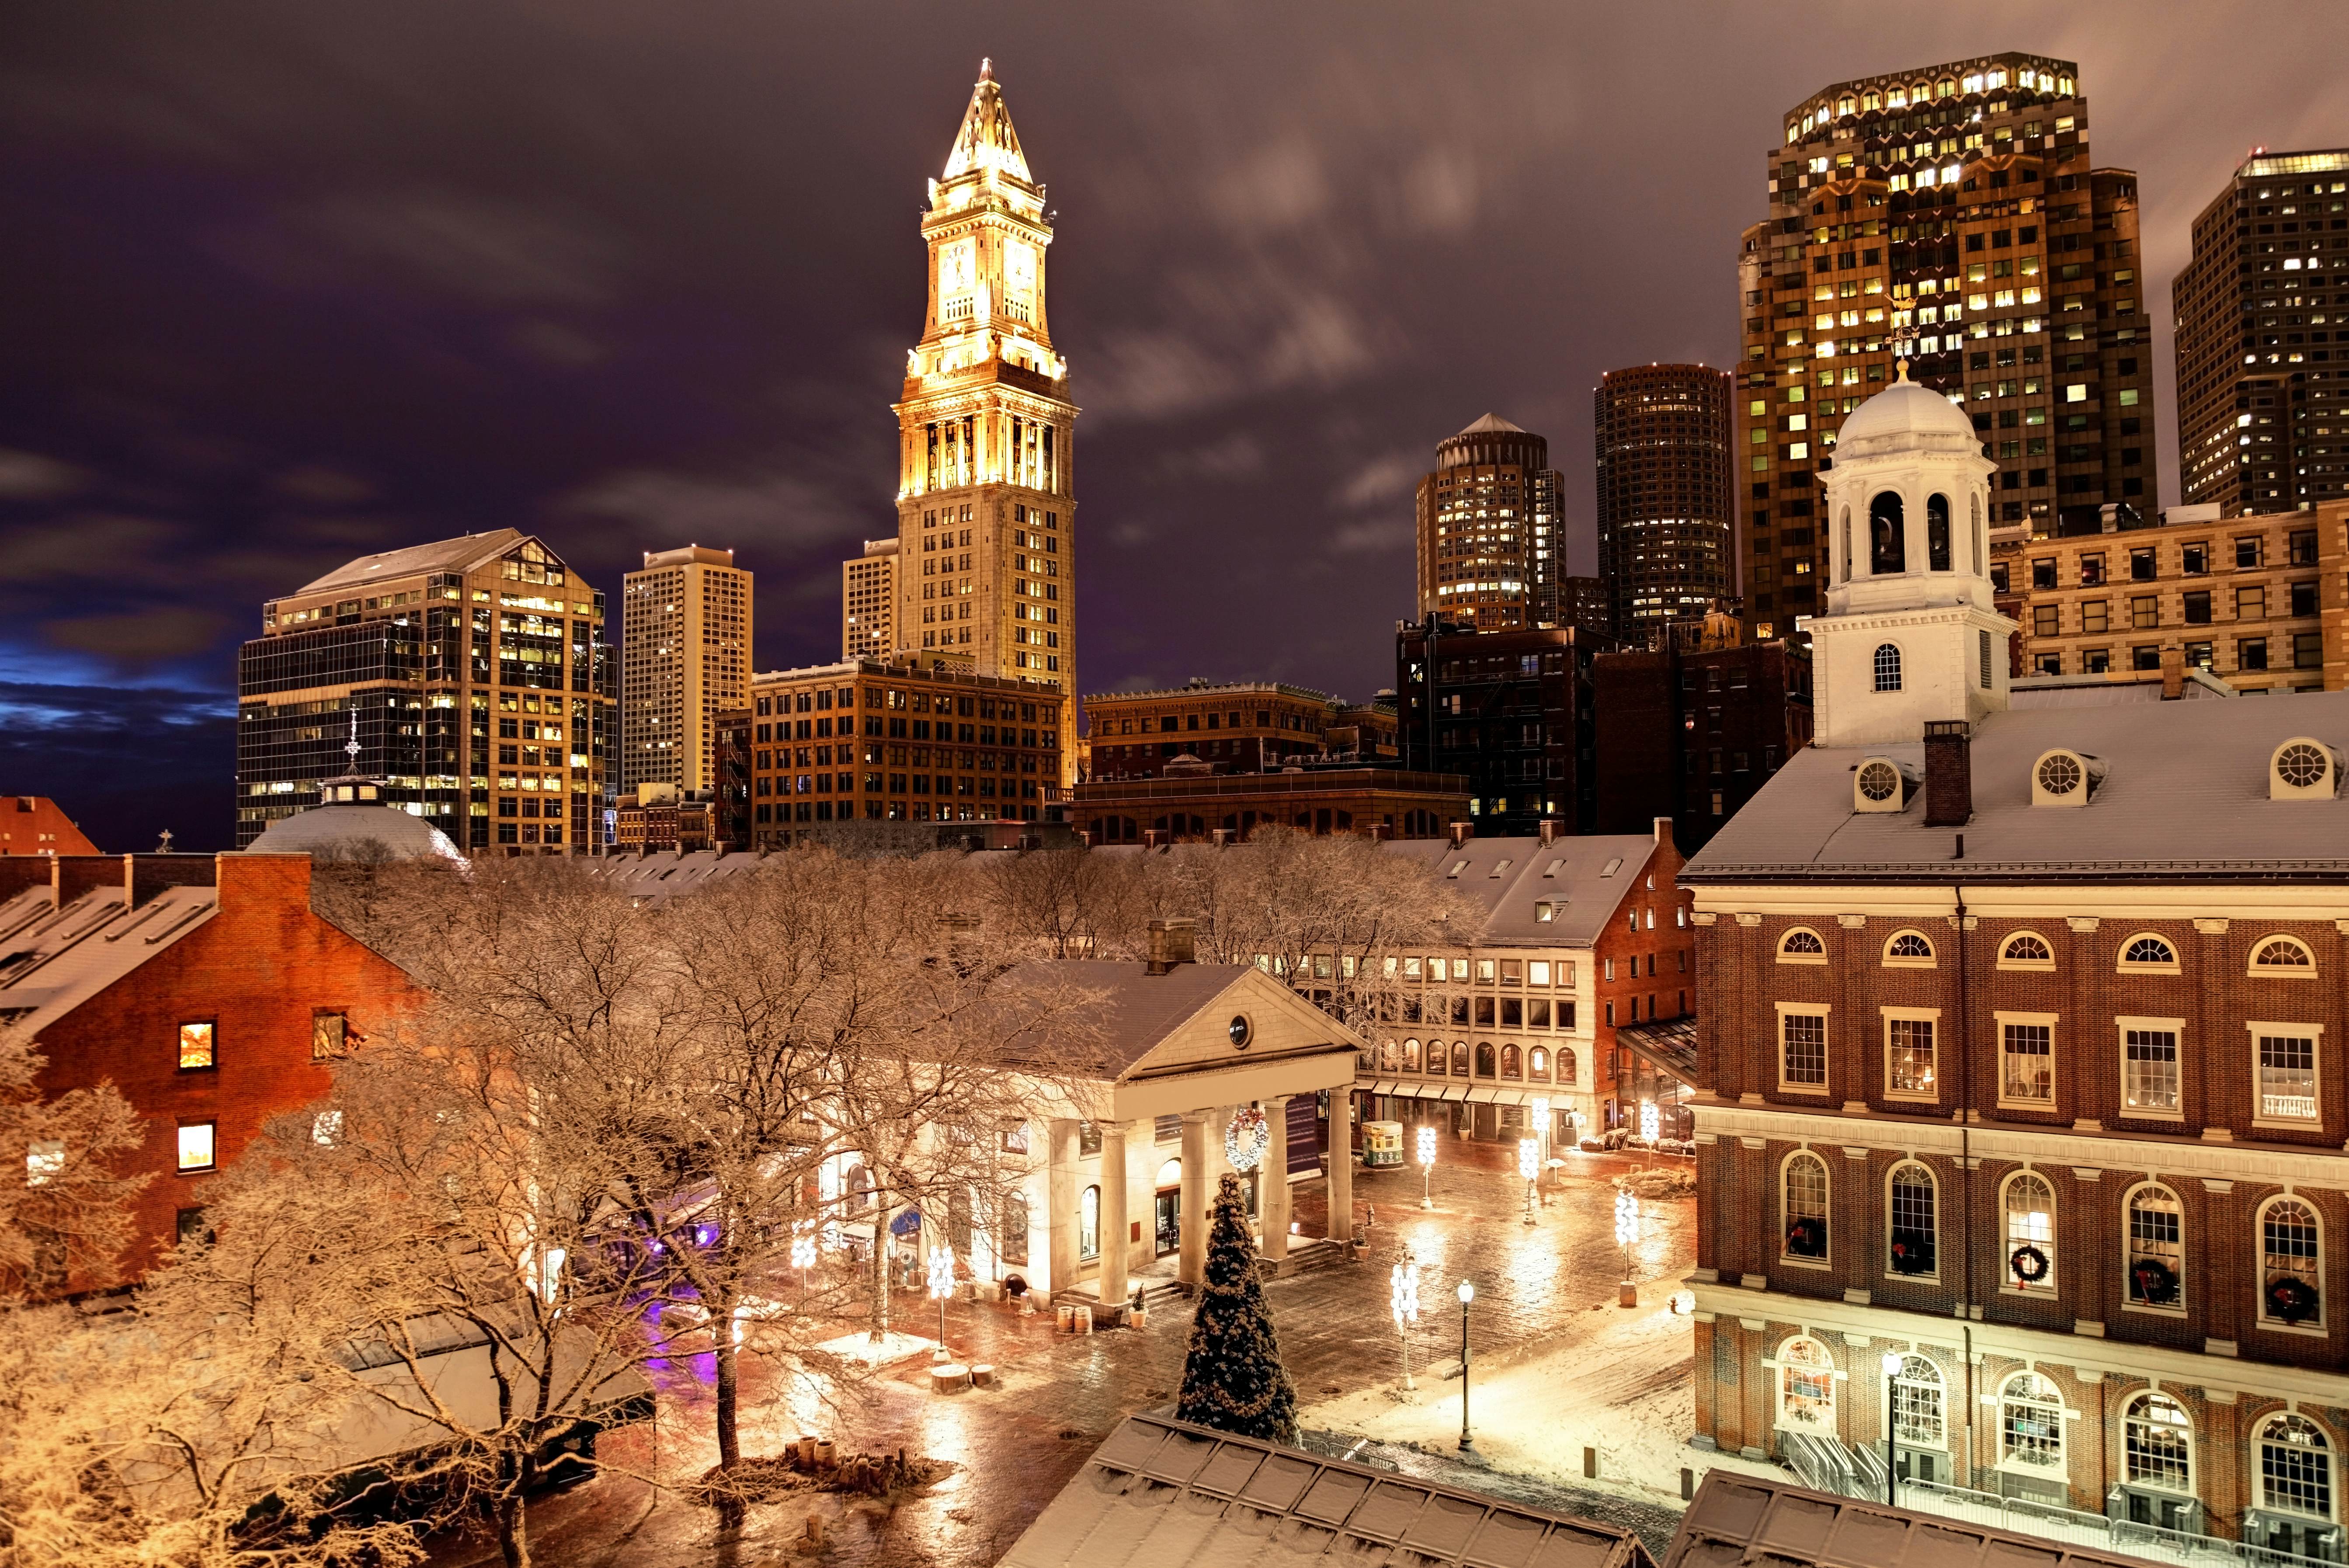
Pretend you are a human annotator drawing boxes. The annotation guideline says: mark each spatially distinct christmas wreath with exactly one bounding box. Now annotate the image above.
[2008,1244,2051,1284]
[1224,1108,1271,1173]
[1889,1229,1935,1275]
[2267,1274,2322,1325]
[2130,1256,2181,1306]
[1785,1216,1828,1258]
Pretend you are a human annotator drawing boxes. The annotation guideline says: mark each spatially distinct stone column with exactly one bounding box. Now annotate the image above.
[1325,1092,1353,1244]
[1261,1097,1292,1261]
[1095,1121,1129,1307]
[1046,1118,1079,1298]
[1178,1110,1212,1287]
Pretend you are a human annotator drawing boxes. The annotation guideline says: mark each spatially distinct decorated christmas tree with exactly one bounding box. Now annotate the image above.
[1174,1172,1297,1443]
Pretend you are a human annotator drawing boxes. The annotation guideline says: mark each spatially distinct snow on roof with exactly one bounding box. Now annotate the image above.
[0,883,219,1036]
[1663,1472,2162,1568]
[1001,1414,1651,1568]
[1383,833,1661,946]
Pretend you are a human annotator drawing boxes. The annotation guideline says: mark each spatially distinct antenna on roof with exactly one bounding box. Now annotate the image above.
[156,828,174,853]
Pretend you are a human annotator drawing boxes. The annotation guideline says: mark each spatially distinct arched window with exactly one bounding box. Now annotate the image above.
[1999,932,2055,970]
[1888,1162,1937,1276]
[1783,1151,1831,1260]
[1079,1185,1101,1261]
[1500,1044,1522,1079]
[1779,928,1827,962]
[1884,930,1935,964]
[847,1162,873,1212]
[1890,1354,1945,1448]
[1450,1041,1470,1076]
[2125,1393,2193,1494]
[1927,493,1952,570]
[1402,1038,1422,1071]
[2000,1372,2065,1471]
[1870,491,1907,574]
[2252,936,2318,977]
[2120,935,2180,971]
[2004,1172,2057,1293]
[2263,1197,2324,1327]
[1557,1048,1578,1085]
[1779,1335,1836,1429]
[1874,643,1903,692]
[2259,1415,2336,1526]
[1474,1042,1497,1078]
[2127,1183,2186,1308]
[1425,1040,1446,1076]
[1529,1046,1550,1078]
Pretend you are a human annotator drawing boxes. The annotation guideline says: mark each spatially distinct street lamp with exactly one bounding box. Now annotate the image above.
[1530,1096,1551,1197]
[792,1219,817,1301]
[926,1245,955,1364]
[1614,1189,1640,1307]
[1518,1137,1539,1226]
[1639,1100,1659,1145]
[1880,1350,1904,1505]
[1390,1252,1421,1392]
[1416,1123,1437,1210]
[1456,1279,1475,1452]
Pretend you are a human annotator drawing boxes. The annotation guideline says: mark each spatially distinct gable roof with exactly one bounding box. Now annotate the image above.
[0,883,219,1036]
[994,960,1359,1078]
[1003,1413,1651,1568]
[1664,1472,2161,1568]
[1685,690,2349,883]
[1384,833,1661,946]
[292,530,530,596]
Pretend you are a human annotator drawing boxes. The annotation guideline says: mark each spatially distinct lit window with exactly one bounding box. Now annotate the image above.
[25,1140,64,1187]
[2001,1372,2065,1471]
[2004,1172,2056,1292]
[2127,1184,2186,1307]
[312,1012,347,1061]
[1783,1152,1830,1260]
[2125,1394,2194,1494]
[2261,1416,2335,1523]
[2263,1198,2323,1326]
[177,1123,217,1173]
[2256,1032,2320,1122]
[1886,1016,1936,1099]
[1779,1335,1835,1428]
[1078,1185,1100,1261]
[1781,1012,1828,1090]
[178,1022,215,1071]
[2123,1027,2180,1115]
[1887,1161,1936,1275]
[2000,1019,2054,1104]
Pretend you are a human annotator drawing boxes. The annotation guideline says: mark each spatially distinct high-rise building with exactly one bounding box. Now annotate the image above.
[1413,415,1564,632]
[842,538,899,661]
[2173,150,2349,516]
[892,61,1078,784]
[1594,364,1735,632]
[1735,54,2155,642]
[620,546,752,794]
[1394,616,1602,835]
[236,531,612,854]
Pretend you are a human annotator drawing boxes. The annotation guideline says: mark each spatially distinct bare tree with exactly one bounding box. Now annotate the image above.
[0,1027,148,1297]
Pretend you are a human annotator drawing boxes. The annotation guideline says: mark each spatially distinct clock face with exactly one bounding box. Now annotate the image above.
[938,240,975,295]
[1228,1015,1251,1049]
[1004,240,1036,298]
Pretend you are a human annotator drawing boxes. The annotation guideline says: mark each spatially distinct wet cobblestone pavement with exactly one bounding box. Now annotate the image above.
[427,1149,1696,1568]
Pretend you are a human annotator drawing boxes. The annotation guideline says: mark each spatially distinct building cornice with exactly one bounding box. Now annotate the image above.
[1686,881,2349,909]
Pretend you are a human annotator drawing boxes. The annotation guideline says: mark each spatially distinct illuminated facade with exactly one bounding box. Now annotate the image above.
[1736,55,2154,642]
[620,545,752,795]
[891,60,1077,784]
[1413,414,1564,632]
[2173,150,2349,516]
[841,537,898,661]
[1595,365,1735,631]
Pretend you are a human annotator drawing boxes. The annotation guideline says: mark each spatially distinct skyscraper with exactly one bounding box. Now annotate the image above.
[842,537,898,661]
[236,530,612,854]
[1735,54,2154,641]
[2172,150,2349,515]
[1593,364,1734,633]
[892,60,1078,784]
[1412,414,1564,632]
[620,545,752,794]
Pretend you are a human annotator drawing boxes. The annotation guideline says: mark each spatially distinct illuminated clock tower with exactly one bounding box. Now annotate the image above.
[893,59,1078,785]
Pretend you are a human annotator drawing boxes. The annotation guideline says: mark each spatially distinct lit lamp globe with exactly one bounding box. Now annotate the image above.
[1457,1279,1474,1306]
[1881,1349,1903,1377]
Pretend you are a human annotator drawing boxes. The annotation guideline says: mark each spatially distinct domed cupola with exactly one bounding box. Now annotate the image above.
[1807,360,2017,749]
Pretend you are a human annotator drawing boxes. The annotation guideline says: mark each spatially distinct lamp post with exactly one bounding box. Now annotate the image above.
[1518,1137,1539,1226]
[926,1246,955,1363]
[1416,1123,1437,1210]
[1614,1189,1640,1307]
[1390,1252,1420,1393]
[1880,1350,1904,1505]
[1456,1279,1475,1452]
[1531,1096,1551,1199]
[792,1219,817,1302]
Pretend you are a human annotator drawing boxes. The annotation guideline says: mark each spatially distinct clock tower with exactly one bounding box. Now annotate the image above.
[892,60,1078,784]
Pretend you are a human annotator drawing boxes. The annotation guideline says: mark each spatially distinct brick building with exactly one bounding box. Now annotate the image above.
[1082,680,1396,781]
[1060,767,1466,845]
[1995,500,2346,691]
[1395,616,1605,835]
[748,655,1062,845]
[1681,368,2349,1558]
[0,852,418,1287]
[1591,638,1815,852]
[1737,54,2154,644]
[0,796,99,857]
[1352,820,1693,1145]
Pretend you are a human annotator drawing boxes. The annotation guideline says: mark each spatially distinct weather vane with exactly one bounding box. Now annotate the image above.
[346,707,361,771]
[1890,323,1918,376]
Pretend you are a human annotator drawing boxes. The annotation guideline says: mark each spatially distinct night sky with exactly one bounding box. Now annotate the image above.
[4,2,2340,851]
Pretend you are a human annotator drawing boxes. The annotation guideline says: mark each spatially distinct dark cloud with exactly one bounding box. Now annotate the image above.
[0,678,234,852]
[0,0,2339,828]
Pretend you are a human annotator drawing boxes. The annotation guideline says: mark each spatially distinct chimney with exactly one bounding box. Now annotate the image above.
[1145,918,1197,976]
[1538,818,1562,847]
[1923,720,1973,827]
[2159,645,2185,701]
[1449,821,1473,848]
[127,852,218,909]
[52,855,122,909]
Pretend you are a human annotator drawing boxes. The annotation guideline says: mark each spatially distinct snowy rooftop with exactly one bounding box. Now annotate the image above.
[1663,1473,2163,1568]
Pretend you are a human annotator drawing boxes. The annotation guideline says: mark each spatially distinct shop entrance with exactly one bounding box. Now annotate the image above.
[1154,1158,1182,1256]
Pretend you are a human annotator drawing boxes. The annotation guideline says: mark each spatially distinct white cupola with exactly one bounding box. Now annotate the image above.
[1807,362,2016,749]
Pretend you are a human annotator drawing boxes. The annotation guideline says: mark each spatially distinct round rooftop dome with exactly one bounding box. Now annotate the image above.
[246,803,467,865]
[1834,372,1978,450]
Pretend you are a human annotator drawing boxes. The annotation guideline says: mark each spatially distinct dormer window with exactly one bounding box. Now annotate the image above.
[2030,748,2102,807]
[2119,935,2181,974]
[1854,758,1911,812]
[2270,738,2339,800]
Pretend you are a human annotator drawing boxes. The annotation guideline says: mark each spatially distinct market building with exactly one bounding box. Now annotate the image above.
[1060,766,1466,844]
[1682,362,2349,1558]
